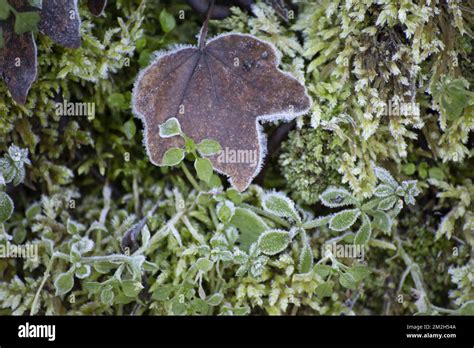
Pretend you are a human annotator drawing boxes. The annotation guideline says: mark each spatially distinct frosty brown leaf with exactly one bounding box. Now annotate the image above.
[38,0,81,48]
[0,17,37,104]
[133,32,311,191]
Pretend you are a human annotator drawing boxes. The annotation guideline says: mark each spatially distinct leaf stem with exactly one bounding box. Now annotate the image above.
[180,162,200,191]
[30,254,56,315]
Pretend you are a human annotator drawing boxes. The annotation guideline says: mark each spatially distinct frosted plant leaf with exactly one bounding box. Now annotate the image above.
[301,215,331,229]
[372,210,392,234]
[75,265,91,279]
[159,117,182,138]
[133,22,311,191]
[257,229,291,255]
[261,191,301,223]
[373,184,395,198]
[216,200,235,223]
[319,187,357,208]
[354,213,371,246]
[71,237,95,255]
[54,270,74,296]
[373,166,399,189]
[377,196,398,211]
[197,139,222,156]
[0,192,14,223]
[298,239,313,274]
[328,209,361,232]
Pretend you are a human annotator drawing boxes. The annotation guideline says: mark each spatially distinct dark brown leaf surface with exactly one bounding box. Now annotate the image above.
[1,0,98,103]
[0,0,37,104]
[87,0,107,16]
[38,0,81,48]
[133,33,311,191]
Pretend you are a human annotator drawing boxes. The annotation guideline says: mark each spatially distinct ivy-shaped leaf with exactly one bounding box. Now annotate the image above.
[0,0,108,104]
[133,18,311,191]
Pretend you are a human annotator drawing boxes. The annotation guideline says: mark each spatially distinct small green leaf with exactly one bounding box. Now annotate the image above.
[194,157,213,183]
[159,9,176,33]
[372,210,392,233]
[373,184,395,198]
[197,139,222,156]
[377,196,398,211]
[14,11,41,35]
[319,187,357,208]
[313,264,332,278]
[302,215,331,229]
[123,119,136,140]
[75,265,91,279]
[402,163,416,176]
[315,282,333,298]
[159,118,182,138]
[226,188,242,204]
[0,0,11,20]
[368,239,397,250]
[329,209,360,232]
[428,167,445,180]
[0,192,14,223]
[339,272,357,289]
[195,257,213,272]
[374,166,398,189]
[100,287,115,305]
[27,0,43,9]
[456,301,474,315]
[0,29,4,49]
[231,208,269,251]
[354,213,371,245]
[207,293,224,306]
[262,191,301,223]
[349,265,370,282]
[121,280,144,297]
[162,148,185,166]
[93,261,116,274]
[258,230,291,256]
[216,200,235,224]
[54,271,74,296]
[298,240,313,274]
[25,202,41,220]
[107,93,126,109]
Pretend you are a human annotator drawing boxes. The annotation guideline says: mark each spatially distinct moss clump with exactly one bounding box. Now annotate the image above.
[279,127,343,205]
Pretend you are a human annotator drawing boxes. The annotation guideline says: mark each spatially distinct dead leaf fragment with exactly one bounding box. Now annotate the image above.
[38,0,81,48]
[0,16,37,104]
[133,32,311,191]
[87,0,107,16]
